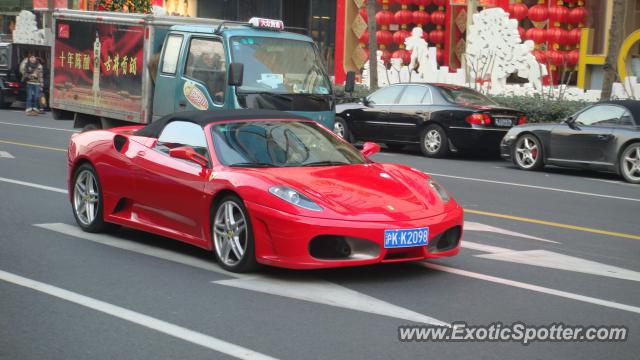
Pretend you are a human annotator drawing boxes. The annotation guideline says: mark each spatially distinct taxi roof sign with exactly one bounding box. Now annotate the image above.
[248,17,284,30]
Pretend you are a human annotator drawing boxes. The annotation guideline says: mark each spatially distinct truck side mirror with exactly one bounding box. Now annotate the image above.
[345,71,356,94]
[228,63,244,87]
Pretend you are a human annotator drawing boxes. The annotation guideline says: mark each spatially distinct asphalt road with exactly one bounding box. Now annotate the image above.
[1,108,639,360]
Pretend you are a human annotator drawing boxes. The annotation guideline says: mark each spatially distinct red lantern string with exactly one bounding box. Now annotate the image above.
[375,10,394,30]
[412,10,430,28]
[508,3,528,21]
[394,9,413,30]
[393,29,411,49]
[414,0,432,11]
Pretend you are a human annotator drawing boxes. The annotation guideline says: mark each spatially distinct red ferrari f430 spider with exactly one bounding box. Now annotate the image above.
[68,110,463,272]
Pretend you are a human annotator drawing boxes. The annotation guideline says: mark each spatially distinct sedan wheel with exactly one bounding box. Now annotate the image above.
[72,163,113,233]
[514,135,543,170]
[620,143,640,184]
[212,195,257,272]
[333,117,352,142]
[420,125,449,158]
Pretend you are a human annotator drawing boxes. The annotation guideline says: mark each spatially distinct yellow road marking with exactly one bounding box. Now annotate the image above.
[0,139,66,152]
[465,209,640,241]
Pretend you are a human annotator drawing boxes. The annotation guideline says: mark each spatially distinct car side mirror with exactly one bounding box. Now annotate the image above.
[344,71,356,94]
[360,141,381,158]
[362,97,370,106]
[228,62,244,87]
[169,146,208,168]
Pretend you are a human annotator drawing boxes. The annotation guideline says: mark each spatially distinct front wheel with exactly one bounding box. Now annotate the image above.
[212,195,258,273]
[72,163,114,233]
[333,117,352,142]
[420,124,449,158]
[513,134,544,170]
[619,143,640,184]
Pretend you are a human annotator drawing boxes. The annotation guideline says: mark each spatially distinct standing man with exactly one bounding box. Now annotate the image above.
[20,55,44,115]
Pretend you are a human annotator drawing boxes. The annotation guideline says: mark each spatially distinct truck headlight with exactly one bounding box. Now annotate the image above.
[269,186,323,211]
[428,179,450,203]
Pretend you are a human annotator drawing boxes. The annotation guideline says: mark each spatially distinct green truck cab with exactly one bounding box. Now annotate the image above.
[50,11,334,130]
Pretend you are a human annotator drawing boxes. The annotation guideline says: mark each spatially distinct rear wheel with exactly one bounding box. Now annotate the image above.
[212,195,258,273]
[513,134,544,170]
[333,117,352,142]
[619,143,640,184]
[72,163,114,233]
[420,124,449,158]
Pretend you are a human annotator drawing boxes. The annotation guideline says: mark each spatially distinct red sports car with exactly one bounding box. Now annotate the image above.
[68,110,463,272]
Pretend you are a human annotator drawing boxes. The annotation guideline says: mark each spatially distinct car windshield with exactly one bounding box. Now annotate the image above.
[230,36,332,95]
[439,87,498,106]
[211,121,366,167]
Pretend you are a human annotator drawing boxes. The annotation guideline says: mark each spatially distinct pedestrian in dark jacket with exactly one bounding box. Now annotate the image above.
[20,55,44,115]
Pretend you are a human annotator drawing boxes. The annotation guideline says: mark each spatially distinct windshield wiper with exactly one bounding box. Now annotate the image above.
[302,161,350,167]
[229,162,276,168]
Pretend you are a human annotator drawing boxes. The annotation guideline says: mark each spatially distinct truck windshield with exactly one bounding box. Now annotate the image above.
[230,36,331,95]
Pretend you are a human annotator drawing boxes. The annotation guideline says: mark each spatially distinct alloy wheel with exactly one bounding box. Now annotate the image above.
[621,145,640,183]
[424,129,441,153]
[73,169,100,226]
[515,137,539,169]
[333,121,345,138]
[213,201,248,267]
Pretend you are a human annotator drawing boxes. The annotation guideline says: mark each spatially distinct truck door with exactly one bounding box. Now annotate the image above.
[153,33,185,118]
[176,36,227,113]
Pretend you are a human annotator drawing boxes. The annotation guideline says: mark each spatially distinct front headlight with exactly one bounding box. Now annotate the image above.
[427,179,450,203]
[269,186,323,211]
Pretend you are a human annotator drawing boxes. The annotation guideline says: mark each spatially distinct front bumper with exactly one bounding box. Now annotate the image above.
[500,137,515,161]
[246,201,464,269]
[448,127,509,150]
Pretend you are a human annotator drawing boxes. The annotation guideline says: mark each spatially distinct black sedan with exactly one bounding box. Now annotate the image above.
[335,83,525,157]
[500,100,640,184]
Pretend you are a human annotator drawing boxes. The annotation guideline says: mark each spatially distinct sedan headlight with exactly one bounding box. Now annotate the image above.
[427,179,450,203]
[269,186,323,211]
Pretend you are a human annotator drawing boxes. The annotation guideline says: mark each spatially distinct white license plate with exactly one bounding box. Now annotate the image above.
[494,118,513,127]
[383,227,429,248]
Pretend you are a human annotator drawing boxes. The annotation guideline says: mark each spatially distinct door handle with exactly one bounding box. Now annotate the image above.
[597,134,611,140]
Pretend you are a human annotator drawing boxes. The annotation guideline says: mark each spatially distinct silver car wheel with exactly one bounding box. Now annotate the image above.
[73,170,99,226]
[621,145,640,182]
[515,137,539,169]
[424,129,441,153]
[333,121,345,138]
[213,201,248,267]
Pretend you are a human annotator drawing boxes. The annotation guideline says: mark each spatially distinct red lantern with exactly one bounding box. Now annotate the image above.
[359,7,368,22]
[548,5,569,26]
[436,47,444,64]
[547,27,568,45]
[412,10,430,27]
[568,6,587,25]
[375,10,394,29]
[396,0,412,9]
[568,27,582,45]
[518,26,526,40]
[376,30,393,49]
[414,0,432,10]
[381,50,392,64]
[359,30,369,44]
[508,3,528,21]
[526,27,546,44]
[546,50,565,66]
[394,9,414,28]
[531,50,547,64]
[566,49,580,67]
[433,0,446,8]
[429,29,444,45]
[528,4,548,22]
[431,10,446,27]
[393,29,411,47]
[392,49,411,65]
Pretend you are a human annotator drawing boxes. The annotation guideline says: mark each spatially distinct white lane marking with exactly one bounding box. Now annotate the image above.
[214,276,448,326]
[420,262,640,315]
[0,151,14,159]
[0,269,278,360]
[0,177,67,194]
[34,223,240,279]
[428,172,640,203]
[462,241,515,254]
[37,223,447,325]
[476,250,640,282]
[0,121,78,132]
[464,221,559,244]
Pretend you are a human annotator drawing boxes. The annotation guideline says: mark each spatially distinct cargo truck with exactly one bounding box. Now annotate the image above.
[50,10,335,130]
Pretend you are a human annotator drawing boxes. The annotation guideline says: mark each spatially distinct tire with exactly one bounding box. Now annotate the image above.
[71,163,115,233]
[420,124,449,158]
[333,117,353,142]
[619,142,640,184]
[211,194,258,273]
[512,134,544,170]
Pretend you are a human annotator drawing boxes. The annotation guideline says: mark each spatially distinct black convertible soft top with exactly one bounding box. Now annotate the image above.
[603,100,640,123]
[135,109,308,138]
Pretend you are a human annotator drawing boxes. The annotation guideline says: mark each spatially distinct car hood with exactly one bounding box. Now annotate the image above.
[251,163,448,221]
